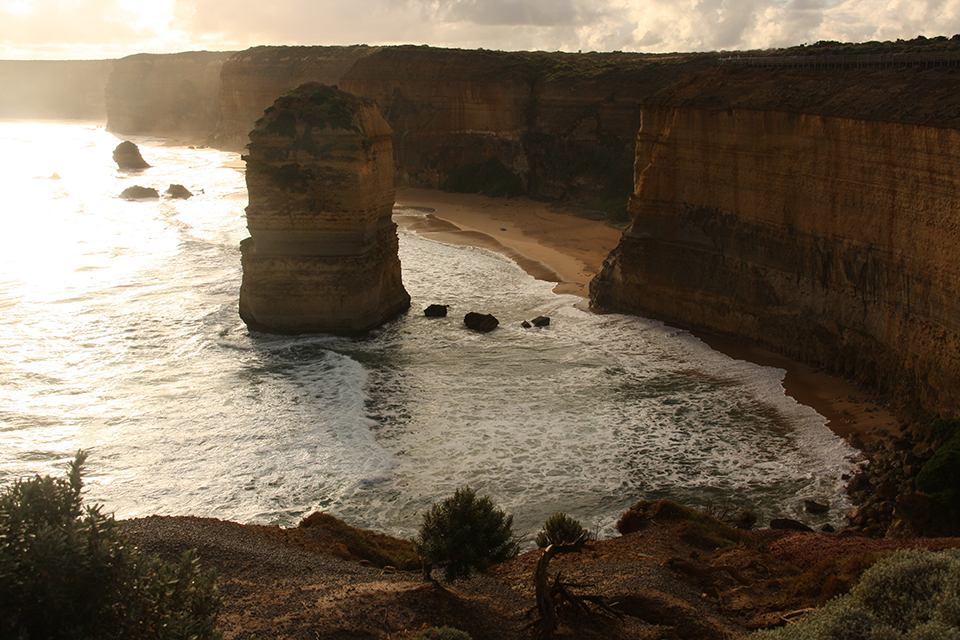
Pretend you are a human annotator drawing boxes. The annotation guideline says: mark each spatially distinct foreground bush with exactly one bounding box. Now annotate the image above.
[749,548,960,639]
[416,486,519,581]
[535,511,584,548]
[0,451,221,640]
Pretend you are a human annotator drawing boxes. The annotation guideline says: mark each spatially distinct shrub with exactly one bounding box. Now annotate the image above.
[535,512,585,548]
[748,548,960,639]
[416,486,519,581]
[409,626,472,640]
[0,451,221,640]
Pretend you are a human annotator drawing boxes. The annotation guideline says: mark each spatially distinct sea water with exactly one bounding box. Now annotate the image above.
[0,121,858,540]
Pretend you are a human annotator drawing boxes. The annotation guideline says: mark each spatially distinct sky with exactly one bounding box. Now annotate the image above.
[0,0,958,60]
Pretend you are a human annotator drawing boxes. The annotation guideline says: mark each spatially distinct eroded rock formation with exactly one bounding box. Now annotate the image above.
[591,65,960,418]
[239,83,409,335]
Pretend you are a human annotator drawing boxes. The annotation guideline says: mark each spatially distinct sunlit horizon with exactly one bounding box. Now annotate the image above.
[1,0,958,61]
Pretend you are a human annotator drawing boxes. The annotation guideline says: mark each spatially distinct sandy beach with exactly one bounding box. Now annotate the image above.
[395,187,900,443]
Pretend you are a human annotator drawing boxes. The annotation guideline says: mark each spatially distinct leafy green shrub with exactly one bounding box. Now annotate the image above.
[409,625,472,640]
[749,548,960,639]
[0,451,221,640]
[535,511,585,548]
[415,486,519,581]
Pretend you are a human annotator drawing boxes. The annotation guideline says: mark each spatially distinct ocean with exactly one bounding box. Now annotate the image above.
[0,120,858,541]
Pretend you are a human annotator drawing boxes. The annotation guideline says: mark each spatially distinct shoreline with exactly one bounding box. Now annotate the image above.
[395,187,901,442]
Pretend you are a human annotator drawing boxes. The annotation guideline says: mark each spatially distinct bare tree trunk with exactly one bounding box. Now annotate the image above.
[532,532,589,640]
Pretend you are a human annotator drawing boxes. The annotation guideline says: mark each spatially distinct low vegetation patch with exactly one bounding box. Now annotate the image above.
[0,452,221,640]
[749,548,960,639]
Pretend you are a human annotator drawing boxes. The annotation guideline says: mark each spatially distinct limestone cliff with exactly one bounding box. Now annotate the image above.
[202,45,714,202]
[105,51,233,137]
[591,64,960,418]
[0,60,111,120]
[239,83,409,335]
[339,47,714,201]
[213,46,378,150]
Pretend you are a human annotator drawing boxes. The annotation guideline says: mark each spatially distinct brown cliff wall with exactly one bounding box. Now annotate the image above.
[0,60,112,120]
[591,65,960,417]
[339,47,715,201]
[214,45,378,150]
[105,51,233,137]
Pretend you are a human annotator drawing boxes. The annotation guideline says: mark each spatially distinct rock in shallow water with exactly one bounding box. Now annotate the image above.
[464,312,498,332]
[113,140,150,169]
[120,185,159,199]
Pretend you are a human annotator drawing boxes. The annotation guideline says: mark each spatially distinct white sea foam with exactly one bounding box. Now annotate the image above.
[0,122,857,541]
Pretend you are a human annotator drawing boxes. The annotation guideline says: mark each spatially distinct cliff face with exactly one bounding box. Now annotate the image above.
[0,60,112,120]
[105,51,233,137]
[239,83,409,335]
[591,66,960,417]
[213,46,378,150]
[339,47,715,200]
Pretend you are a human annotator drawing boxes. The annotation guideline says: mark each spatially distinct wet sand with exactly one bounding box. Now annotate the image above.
[395,187,901,442]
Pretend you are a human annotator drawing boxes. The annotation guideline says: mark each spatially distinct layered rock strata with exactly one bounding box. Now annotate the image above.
[211,46,713,200]
[213,45,377,150]
[591,66,960,418]
[239,83,409,335]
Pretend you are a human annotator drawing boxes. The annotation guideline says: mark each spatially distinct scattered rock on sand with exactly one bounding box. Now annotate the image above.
[165,184,193,199]
[120,185,159,200]
[113,141,150,169]
[464,312,498,332]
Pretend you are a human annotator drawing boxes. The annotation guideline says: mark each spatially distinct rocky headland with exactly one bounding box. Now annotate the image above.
[239,82,410,335]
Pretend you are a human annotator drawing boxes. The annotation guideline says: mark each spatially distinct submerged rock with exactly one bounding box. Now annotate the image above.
[239,83,410,335]
[464,312,498,332]
[120,185,159,199]
[113,140,150,169]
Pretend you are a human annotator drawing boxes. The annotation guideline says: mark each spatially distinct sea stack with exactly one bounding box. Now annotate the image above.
[239,83,410,335]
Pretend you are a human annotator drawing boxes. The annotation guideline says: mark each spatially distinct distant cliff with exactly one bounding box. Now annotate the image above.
[337,47,714,201]
[104,45,714,203]
[591,64,960,418]
[213,45,378,150]
[0,60,112,120]
[106,51,234,137]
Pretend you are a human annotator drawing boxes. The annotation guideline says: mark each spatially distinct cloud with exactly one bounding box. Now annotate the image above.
[1,0,959,59]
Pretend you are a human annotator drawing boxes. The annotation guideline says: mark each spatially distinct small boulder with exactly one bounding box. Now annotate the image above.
[424,304,449,317]
[120,185,159,200]
[531,315,550,327]
[464,312,498,332]
[165,184,193,199]
[113,141,150,169]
